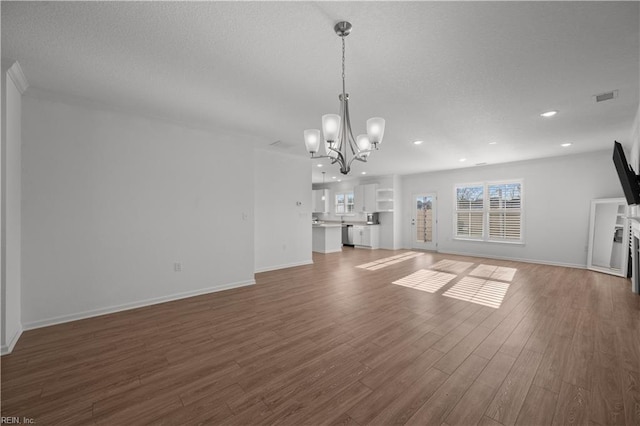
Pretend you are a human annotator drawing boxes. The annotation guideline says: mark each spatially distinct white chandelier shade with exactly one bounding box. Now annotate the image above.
[366,117,385,146]
[304,129,320,154]
[356,134,372,158]
[322,114,341,143]
[304,21,385,175]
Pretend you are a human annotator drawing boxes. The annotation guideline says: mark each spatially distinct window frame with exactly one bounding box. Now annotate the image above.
[453,179,524,244]
[335,191,355,216]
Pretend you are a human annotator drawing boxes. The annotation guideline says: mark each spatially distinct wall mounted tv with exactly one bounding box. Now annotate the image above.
[613,141,640,205]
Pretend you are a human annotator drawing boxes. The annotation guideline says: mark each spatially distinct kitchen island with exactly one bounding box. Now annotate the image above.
[312,223,343,254]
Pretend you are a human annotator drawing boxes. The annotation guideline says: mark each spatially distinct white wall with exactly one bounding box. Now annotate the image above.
[402,151,623,267]
[21,95,255,328]
[254,149,312,272]
[629,104,640,170]
[1,61,24,353]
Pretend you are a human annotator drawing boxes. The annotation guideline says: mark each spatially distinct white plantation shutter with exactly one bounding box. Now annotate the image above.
[455,185,484,239]
[488,212,521,240]
[488,183,522,241]
[457,212,484,238]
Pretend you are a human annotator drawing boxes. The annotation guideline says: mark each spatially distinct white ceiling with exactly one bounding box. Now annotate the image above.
[3,1,639,183]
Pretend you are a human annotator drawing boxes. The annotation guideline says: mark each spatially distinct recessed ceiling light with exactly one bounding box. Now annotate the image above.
[332,176,337,179]
[540,110,558,118]
[488,141,498,145]
[337,179,342,182]
[561,143,572,147]
[317,164,323,167]
[459,158,467,162]
[361,171,367,175]
[413,140,424,145]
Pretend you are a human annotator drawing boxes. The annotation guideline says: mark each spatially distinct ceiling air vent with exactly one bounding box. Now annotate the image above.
[593,90,618,103]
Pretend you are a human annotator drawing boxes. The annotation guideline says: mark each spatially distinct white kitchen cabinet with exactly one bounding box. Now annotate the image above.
[354,184,378,213]
[312,189,330,213]
[353,225,379,249]
[312,224,342,253]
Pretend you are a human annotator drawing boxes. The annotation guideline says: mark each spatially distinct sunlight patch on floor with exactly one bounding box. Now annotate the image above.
[469,264,517,282]
[392,269,457,293]
[429,259,474,274]
[357,251,424,271]
[442,276,510,309]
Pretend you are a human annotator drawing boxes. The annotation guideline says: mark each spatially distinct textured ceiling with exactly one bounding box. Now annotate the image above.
[2,1,639,183]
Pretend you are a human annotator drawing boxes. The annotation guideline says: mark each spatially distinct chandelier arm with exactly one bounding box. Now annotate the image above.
[329,141,349,174]
[311,149,347,172]
[347,153,367,169]
[327,145,346,168]
[310,153,332,160]
[343,98,359,157]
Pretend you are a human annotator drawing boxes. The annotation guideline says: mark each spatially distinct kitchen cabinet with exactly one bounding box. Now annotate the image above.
[354,184,378,213]
[312,189,330,213]
[312,224,342,253]
[353,225,379,249]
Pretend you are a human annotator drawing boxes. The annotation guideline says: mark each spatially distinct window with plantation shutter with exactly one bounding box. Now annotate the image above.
[454,181,523,243]
[488,183,522,241]
[455,185,484,239]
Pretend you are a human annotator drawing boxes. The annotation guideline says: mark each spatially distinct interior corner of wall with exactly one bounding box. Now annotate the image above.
[5,60,29,94]
[0,326,23,356]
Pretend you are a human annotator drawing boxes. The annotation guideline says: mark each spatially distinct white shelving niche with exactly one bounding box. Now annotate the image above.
[376,188,394,212]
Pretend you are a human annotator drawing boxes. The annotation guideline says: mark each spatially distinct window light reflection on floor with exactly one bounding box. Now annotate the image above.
[469,264,517,282]
[429,259,475,274]
[442,276,510,309]
[392,269,457,293]
[357,251,424,271]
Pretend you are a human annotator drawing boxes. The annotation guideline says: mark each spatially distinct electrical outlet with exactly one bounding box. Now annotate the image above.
[174,262,182,272]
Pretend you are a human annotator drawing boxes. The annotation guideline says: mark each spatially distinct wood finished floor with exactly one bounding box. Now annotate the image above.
[2,249,639,425]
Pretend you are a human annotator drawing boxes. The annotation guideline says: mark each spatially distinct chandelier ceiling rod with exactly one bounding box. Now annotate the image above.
[304,21,386,175]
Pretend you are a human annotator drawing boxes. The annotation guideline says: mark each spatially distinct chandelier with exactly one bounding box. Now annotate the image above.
[304,21,385,175]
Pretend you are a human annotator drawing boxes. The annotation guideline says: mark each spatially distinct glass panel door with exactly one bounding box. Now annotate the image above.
[413,193,437,250]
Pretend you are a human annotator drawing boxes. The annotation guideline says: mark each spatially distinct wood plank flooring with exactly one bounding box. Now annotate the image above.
[2,249,639,425]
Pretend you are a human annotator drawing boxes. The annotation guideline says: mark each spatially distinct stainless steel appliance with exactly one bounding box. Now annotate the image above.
[366,213,379,224]
[342,224,354,246]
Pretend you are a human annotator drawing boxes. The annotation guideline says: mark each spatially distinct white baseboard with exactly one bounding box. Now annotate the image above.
[255,259,313,273]
[22,279,256,331]
[437,249,586,269]
[1,327,24,356]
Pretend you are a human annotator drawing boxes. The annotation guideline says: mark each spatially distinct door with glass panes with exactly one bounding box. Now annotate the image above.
[412,193,437,250]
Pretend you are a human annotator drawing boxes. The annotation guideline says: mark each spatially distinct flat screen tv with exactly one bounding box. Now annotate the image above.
[613,141,640,205]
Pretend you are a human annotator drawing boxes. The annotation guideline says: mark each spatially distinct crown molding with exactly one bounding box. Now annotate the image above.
[6,61,29,94]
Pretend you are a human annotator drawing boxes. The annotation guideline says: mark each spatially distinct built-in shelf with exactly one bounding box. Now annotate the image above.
[376,188,394,212]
